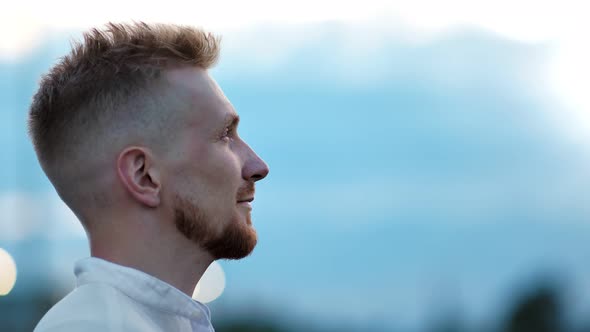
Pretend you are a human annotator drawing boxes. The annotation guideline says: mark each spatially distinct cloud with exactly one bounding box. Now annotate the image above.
[208,23,590,227]
[3,19,590,228]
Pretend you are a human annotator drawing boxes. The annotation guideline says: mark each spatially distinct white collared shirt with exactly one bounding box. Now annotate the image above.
[34,257,215,332]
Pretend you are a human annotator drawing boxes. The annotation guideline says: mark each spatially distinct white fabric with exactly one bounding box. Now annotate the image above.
[34,257,215,332]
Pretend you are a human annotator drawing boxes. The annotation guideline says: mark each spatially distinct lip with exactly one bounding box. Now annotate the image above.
[237,197,254,203]
[237,201,252,210]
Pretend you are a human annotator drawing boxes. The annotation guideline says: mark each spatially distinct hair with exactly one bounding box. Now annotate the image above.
[27,22,221,218]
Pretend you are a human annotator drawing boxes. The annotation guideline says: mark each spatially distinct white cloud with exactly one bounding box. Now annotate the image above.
[1,0,587,57]
[2,0,588,133]
[547,38,590,143]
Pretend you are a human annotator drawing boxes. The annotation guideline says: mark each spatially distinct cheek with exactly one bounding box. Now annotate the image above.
[169,142,242,200]
[200,147,242,185]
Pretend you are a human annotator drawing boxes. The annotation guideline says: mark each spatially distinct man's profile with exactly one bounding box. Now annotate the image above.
[28,22,269,332]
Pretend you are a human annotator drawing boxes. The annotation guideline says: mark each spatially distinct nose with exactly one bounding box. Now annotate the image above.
[242,143,269,182]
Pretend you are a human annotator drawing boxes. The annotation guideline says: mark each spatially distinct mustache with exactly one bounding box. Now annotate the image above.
[236,183,255,199]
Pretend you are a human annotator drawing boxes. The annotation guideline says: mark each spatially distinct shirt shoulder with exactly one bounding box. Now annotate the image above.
[34,282,156,332]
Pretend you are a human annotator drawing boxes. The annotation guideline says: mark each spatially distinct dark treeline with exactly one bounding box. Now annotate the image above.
[1,280,590,332]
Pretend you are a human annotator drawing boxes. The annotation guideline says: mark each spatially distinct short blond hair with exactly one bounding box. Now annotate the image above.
[27,22,221,215]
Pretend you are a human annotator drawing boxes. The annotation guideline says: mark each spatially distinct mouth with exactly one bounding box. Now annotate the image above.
[237,197,254,211]
[236,184,255,210]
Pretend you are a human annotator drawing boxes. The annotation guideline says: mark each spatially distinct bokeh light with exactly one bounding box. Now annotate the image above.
[0,248,17,296]
[192,260,226,303]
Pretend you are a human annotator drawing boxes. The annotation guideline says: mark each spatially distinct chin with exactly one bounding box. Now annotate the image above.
[174,195,258,260]
[207,216,258,260]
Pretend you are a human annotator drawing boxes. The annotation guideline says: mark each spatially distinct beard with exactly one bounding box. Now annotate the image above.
[173,193,257,260]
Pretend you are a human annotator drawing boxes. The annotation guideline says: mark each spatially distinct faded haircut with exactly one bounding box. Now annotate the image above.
[27,22,220,216]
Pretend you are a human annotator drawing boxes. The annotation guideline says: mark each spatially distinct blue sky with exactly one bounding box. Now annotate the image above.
[1,19,590,330]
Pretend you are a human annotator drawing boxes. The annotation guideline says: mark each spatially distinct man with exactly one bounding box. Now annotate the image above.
[29,22,269,331]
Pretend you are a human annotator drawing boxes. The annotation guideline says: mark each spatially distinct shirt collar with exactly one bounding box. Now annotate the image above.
[74,257,211,321]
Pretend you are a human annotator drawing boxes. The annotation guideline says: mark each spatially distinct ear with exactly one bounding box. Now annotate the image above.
[117,147,161,208]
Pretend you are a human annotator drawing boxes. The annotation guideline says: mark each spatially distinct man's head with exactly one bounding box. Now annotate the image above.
[28,22,269,260]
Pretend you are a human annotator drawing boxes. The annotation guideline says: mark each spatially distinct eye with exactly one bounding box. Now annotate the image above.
[221,126,234,142]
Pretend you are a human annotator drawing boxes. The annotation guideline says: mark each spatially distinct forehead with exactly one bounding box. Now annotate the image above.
[163,66,237,128]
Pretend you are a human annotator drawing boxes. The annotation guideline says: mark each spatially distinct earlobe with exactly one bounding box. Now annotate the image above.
[117,147,161,208]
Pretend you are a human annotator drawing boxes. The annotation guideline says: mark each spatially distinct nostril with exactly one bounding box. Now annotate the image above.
[243,154,269,182]
[250,166,269,182]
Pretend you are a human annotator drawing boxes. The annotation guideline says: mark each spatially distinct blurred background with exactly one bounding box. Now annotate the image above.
[1,1,590,331]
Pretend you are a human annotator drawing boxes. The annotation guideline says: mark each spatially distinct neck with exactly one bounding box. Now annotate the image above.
[88,215,214,296]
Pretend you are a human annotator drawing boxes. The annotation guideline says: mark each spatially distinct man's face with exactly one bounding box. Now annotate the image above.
[161,67,269,260]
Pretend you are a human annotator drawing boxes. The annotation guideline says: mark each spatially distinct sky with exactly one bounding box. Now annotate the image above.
[4,0,589,139]
[1,2,590,331]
